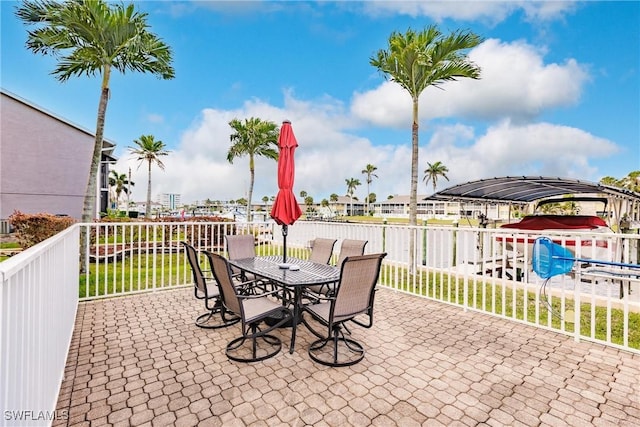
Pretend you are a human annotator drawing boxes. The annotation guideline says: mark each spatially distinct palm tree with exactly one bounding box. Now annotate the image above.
[345,178,361,216]
[371,26,481,225]
[16,0,174,222]
[227,118,279,222]
[129,135,170,218]
[321,198,330,216]
[600,176,620,187]
[304,196,314,214]
[330,193,339,217]
[362,164,378,215]
[423,161,450,193]
[621,171,640,193]
[371,25,481,269]
[108,170,134,211]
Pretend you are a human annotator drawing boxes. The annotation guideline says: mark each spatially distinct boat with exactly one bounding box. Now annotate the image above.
[498,214,613,260]
[426,176,639,279]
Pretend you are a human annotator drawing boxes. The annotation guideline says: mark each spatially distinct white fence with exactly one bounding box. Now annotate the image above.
[77,220,639,351]
[1,220,638,425]
[0,226,79,426]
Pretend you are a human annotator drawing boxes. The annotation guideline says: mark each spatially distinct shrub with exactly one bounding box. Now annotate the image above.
[8,211,75,249]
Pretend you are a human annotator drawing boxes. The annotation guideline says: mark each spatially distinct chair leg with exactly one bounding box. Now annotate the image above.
[308,324,365,367]
[225,323,282,363]
[195,301,239,329]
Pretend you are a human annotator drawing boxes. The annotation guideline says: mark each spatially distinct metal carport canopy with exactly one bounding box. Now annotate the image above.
[424,176,640,204]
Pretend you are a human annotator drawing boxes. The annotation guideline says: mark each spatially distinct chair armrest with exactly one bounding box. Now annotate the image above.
[237,286,285,300]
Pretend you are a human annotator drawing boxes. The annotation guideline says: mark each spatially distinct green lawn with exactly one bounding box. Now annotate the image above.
[382,270,640,350]
[79,248,639,350]
[0,241,21,262]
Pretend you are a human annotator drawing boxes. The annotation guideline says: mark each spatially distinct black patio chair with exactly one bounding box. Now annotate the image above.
[181,242,239,329]
[225,234,260,282]
[205,251,292,363]
[306,239,368,297]
[302,253,386,367]
[336,239,368,267]
[308,238,337,264]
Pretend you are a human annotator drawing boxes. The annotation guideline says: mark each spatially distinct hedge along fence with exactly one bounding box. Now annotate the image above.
[87,216,238,254]
[8,212,237,254]
[8,211,75,249]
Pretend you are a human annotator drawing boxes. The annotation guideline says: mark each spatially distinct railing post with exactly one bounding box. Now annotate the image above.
[422,219,428,266]
[452,220,459,267]
[382,218,387,252]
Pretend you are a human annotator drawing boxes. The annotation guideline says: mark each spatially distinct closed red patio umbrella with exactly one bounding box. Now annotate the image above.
[270,120,302,265]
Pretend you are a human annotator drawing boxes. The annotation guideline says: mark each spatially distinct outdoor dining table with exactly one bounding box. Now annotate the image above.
[228,255,340,354]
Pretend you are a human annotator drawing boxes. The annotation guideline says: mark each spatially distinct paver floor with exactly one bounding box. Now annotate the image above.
[54,287,640,426]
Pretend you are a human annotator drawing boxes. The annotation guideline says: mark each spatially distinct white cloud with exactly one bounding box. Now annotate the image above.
[352,38,590,126]
[362,1,577,24]
[115,46,613,205]
[146,113,164,124]
[521,1,578,23]
[420,121,619,191]
[118,92,618,205]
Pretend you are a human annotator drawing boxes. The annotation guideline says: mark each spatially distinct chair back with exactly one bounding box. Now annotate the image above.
[182,242,208,296]
[225,234,256,260]
[206,252,242,315]
[309,238,337,264]
[336,239,368,267]
[332,253,386,322]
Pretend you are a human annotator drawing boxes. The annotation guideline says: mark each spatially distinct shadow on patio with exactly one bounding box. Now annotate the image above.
[54,287,639,426]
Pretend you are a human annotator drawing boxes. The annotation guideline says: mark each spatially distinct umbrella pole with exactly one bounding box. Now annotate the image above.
[282,224,288,264]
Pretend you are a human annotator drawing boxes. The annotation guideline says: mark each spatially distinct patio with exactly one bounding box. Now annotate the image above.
[54,286,640,426]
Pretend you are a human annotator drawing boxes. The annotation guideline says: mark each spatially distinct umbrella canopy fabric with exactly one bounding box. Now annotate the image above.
[271,121,302,226]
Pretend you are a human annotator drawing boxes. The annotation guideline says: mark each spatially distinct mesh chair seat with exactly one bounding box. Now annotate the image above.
[195,281,219,299]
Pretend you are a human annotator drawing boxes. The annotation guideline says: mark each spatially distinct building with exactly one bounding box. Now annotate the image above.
[0,89,117,225]
[157,193,181,211]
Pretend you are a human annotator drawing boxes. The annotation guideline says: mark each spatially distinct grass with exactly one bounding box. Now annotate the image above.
[79,246,639,350]
[382,269,640,350]
[80,252,190,298]
[79,243,280,298]
[0,241,21,262]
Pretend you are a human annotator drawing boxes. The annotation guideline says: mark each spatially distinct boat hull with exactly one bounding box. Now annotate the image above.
[498,215,613,261]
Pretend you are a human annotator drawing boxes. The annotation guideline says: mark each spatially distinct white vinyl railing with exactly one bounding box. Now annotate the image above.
[76,220,639,352]
[1,220,638,426]
[0,226,79,426]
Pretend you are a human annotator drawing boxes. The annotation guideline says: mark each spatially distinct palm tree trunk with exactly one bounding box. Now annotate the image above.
[247,156,255,222]
[408,96,420,273]
[145,160,152,217]
[410,96,419,226]
[366,182,370,215]
[82,70,111,223]
[80,67,111,273]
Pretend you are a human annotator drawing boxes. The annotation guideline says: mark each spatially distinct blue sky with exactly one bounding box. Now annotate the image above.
[1,0,638,206]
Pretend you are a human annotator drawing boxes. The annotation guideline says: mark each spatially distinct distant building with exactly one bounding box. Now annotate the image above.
[157,193,181,211]
[0,89,117,226]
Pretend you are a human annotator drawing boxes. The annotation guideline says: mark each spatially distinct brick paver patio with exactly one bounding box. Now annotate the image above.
[54,287,640,426]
